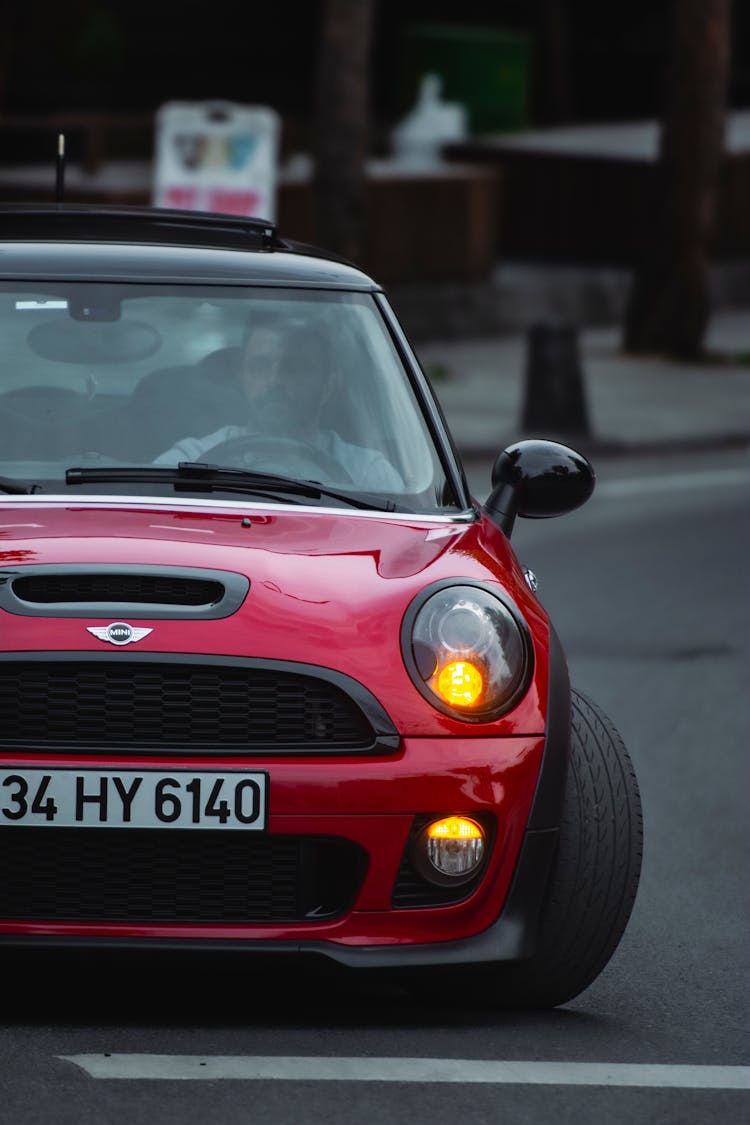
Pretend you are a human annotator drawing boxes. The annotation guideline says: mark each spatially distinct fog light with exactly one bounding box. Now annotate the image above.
[424,816,485,879]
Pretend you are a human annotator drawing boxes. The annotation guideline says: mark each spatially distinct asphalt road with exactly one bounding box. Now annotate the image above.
[1,446,748,1125]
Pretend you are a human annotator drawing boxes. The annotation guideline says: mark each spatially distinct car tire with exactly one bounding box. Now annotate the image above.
[404,690,643,1009]
[495,689,644,1007]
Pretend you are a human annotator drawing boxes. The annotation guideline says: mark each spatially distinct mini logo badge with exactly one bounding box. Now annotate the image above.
[87,622,153,646]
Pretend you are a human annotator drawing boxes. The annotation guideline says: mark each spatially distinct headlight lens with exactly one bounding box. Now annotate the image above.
[403,583,532,721]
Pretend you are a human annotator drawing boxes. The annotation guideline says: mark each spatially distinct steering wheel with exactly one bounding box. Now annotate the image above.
[205,433,354,486]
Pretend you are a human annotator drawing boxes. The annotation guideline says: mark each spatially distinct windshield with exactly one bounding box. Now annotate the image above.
[0,282,459,512]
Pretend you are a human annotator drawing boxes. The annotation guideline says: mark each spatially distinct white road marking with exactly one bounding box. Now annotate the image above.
[596,467,749,498]
[59,1055,750,1089]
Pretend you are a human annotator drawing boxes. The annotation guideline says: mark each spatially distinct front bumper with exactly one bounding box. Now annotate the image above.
[0,631,572,966]
[0,732,543,942]
[0,826,558,967]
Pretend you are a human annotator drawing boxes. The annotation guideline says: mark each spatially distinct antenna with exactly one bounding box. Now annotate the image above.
[55,133,66,203]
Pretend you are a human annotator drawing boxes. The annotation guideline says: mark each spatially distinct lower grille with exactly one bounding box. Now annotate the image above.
[0,828,367,923]
[391,857,484,908]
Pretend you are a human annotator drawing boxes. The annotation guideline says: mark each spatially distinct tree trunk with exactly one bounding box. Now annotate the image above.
[623,0,731,358]
[312,0,374,266]
[534,0,574,125]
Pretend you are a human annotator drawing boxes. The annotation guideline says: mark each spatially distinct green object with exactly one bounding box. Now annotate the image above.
[400,23,530,135]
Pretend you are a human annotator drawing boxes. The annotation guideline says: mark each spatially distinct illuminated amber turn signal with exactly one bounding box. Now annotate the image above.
[426,816,484,840]
[436,660,483,707]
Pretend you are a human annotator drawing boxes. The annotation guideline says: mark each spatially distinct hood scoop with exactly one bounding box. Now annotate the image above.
[0,564,249,619]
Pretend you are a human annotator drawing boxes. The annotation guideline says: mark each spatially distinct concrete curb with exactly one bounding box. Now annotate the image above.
[420,310,750,462]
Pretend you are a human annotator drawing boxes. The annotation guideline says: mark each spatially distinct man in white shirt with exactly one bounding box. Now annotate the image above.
[154,323,402,492]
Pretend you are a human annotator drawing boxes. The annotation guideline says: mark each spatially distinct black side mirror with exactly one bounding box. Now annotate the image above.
[483,439,595,538]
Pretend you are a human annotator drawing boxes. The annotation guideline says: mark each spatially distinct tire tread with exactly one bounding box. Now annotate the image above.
[478,690,642,1008]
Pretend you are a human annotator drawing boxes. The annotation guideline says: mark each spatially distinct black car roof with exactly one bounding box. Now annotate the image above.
[0,204,380,289]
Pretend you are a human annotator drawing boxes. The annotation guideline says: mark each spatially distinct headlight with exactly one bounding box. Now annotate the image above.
[401,582,532,721]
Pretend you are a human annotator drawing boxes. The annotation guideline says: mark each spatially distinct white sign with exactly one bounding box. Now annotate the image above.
[153,100,280,220]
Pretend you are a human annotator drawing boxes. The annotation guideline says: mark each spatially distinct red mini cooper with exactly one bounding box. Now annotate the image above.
[0,205,641,1007]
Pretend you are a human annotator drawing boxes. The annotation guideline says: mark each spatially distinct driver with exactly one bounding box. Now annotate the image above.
[154,323,402,491]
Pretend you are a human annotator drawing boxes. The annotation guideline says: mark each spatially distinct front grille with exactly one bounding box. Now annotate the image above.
[11,574,224,607]
[0,828,367,923]
[0,658,385,754]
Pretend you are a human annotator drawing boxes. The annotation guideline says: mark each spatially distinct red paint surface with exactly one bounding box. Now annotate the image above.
[0,498,554,947]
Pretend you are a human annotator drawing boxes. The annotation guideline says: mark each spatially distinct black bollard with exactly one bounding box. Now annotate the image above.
[521,321,591,436]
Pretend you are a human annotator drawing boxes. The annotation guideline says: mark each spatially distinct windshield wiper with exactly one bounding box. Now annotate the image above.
[0,475,40,495]
[65,462,395,512]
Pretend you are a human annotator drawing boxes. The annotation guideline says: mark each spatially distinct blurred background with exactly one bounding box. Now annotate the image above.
[0,0,748,357]
[2,3,748,139]
[2,1,746,685]
[1,7,749,1066]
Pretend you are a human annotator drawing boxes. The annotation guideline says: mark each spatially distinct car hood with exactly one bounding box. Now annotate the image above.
[0,499,549,734]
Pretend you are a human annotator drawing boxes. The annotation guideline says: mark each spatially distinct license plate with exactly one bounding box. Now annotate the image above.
[0,768,268,830]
